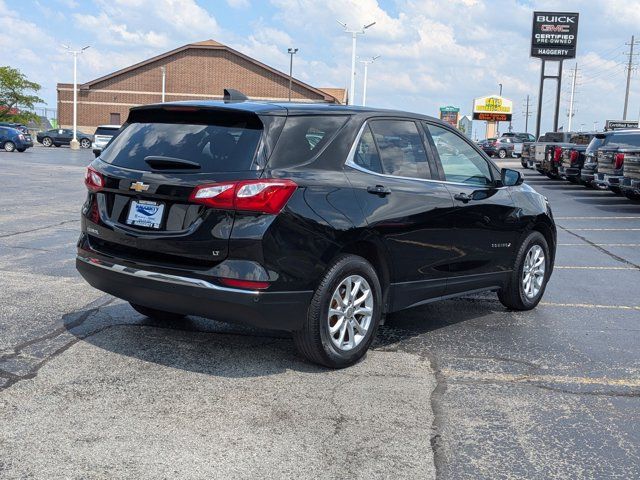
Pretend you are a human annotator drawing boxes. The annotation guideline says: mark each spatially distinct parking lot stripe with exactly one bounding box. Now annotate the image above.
[555,266,638,270]
[540,302,640,311]
[441,369,640,388]
[558,243,640,246]
[563,228,640,231]
[555,216,640,220]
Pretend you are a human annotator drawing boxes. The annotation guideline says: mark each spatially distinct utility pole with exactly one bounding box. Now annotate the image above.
[287,48,298,102]
[567,63,578,132]
[62,44,90,150]
[160,66,166,102]
[359,55,380,106]
[523,95,532,133]
[623,35,639,120]
[338,20,375,105]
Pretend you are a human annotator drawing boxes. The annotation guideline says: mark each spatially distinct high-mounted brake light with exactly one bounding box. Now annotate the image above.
[85,166,104,192]
[614,153,625,170]
[189,179,297,214]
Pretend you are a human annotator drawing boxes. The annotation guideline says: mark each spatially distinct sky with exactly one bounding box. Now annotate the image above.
[1,0,639,137]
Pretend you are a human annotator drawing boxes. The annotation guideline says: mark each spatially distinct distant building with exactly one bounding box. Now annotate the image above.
[57,39,345,132]
[457,115,473,138]
[439,106,460,127]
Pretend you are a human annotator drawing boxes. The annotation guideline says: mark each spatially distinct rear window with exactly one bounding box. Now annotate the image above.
[604,133,640,147]
[100,110,263,172]
[95,127,119,136]
[586,137,604,154]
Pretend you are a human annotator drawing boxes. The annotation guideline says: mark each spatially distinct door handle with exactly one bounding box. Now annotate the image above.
[367,185,392,196]
[454,192,472,203]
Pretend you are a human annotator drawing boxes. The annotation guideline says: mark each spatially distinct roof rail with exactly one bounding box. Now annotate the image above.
[223,88,249,103]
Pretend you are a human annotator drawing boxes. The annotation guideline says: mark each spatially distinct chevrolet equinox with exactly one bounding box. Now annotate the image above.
[77,97,556,368]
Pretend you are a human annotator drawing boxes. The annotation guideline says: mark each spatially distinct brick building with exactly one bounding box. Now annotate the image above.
[57,39,346,132]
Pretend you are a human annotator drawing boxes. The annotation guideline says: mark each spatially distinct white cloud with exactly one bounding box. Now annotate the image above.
[227,0,250,8]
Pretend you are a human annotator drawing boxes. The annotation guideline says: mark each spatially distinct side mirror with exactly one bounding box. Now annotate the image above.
[501,168,523,187]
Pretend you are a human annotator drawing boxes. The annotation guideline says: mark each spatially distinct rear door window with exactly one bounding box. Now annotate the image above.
[368,119,431,179]
[353,125,383,173]
[100,111,264,172]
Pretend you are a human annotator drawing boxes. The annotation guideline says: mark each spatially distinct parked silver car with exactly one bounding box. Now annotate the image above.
[494,136,523,159]
[92,125,121,157]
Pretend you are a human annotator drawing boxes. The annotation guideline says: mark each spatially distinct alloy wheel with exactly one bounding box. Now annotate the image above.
[327,275,374,351]
[42,137,52,147]
[522,244,545,299]
[80,138,91,149]
[4,141,15,152]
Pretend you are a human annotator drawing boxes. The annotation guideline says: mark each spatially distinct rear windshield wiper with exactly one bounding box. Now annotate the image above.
[144,156,201,170]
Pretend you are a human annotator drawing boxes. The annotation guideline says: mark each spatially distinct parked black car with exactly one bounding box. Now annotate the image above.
[37,128,93,148]
[582,129,640,191]
[76,100,557,368]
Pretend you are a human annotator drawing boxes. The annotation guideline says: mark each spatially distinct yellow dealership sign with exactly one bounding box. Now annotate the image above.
[472,95,513,121]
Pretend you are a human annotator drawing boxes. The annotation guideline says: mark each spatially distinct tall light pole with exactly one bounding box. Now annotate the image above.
[359,55,380,106]
[338,20,375,105]
[567,63,578,132]
[161,66,166,102]
[497,83,503,135]
[287,48,298,102]
[63,44,90,150]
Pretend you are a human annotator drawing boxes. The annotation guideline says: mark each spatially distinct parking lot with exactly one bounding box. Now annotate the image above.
[1,147,639,478]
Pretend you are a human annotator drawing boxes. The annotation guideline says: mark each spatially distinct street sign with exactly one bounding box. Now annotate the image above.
[472,96,512,122]
[531,12,579,60]
[605,120,640,131]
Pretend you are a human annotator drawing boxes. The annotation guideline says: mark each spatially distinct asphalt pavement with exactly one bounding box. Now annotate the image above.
[0,146,638,479]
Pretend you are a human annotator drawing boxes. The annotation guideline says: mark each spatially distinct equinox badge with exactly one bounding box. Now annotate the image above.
[130,181,150,193]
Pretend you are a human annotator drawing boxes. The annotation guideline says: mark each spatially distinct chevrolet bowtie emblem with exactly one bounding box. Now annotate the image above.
[130,181,150,193]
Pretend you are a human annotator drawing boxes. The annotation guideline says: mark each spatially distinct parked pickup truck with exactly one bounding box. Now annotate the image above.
[585,129,640,192]
[557,133,596,183]
[527,132,574,174]
[621,148,640,200]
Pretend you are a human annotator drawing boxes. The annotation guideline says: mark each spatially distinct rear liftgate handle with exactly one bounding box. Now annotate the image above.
[454,192,473,203]
[367,185,392,197]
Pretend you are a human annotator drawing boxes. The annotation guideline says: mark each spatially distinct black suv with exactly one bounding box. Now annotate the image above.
[76,100,556,368]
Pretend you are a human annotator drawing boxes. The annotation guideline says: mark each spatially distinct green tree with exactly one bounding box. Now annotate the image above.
[0,66,45,123]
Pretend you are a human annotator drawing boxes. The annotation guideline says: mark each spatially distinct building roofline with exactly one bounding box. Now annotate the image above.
[75,40,340,103]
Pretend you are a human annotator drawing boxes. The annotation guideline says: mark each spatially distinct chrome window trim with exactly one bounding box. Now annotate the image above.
[345,119,505,188]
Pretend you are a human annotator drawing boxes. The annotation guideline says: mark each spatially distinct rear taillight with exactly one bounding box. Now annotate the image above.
[218,278,270,290]
[554,147,562,162]
[570,150,579,165]
[189,179,297,215]
[493,141,499,146]
[18,134,25,141]
[614,153,625,170]
[85,166,104,192]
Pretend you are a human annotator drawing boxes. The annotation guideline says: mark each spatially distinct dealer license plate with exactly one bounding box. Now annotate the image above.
[126,200,164,229]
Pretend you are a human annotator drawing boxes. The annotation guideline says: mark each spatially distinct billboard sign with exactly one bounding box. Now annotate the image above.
[439,106,460,127]
[531,12,579,59]
[605,120,640,131]
[472,96,512,122]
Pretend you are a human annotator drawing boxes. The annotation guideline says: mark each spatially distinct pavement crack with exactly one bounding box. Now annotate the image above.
[558,224,640,270]
[0,219,78,239]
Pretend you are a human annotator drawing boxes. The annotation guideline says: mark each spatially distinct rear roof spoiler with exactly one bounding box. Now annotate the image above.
[224,88,249,103]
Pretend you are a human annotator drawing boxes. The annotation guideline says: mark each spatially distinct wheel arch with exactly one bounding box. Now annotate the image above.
[335,238,393,314]
[529,217,556,273]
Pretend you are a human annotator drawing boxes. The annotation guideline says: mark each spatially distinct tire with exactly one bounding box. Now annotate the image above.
[609,186,622,195]
[545,172,559,179]
[17,148,26,152]
[624,191,640,201]
[129,303,186,321]
[498,149,507,159]
[80,138,91,149]
[293,254,383,368]
[521,160,528,169]
[41,137,53,147]
[54,144,61,148]
[498,231,550,311]
[4,141,15,152]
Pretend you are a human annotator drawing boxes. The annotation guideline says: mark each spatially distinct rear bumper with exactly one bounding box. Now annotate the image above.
[76,254,312,331]
[621,177,640,194]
